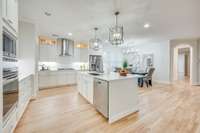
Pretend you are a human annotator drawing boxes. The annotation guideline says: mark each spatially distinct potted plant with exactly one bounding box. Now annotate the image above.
[119,59,128,76]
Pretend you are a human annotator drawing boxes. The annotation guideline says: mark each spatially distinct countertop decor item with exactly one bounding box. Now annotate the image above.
[119,69,128,76]
[119,59,128,76]
[109,11,124,45]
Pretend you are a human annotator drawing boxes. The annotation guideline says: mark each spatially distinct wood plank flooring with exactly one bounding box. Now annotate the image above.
[14,81,200,133]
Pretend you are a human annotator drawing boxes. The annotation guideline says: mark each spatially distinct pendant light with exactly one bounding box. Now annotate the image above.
[89,27,102,51]
[109,11,124,45]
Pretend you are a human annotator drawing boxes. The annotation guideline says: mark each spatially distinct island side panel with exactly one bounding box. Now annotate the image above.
[108,78,139,123]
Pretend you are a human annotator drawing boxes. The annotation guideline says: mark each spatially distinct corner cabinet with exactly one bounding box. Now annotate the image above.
[2,0,18,33]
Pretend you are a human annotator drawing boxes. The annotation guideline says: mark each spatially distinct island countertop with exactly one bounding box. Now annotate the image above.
[78,71,143,81]
[95,72,143,81]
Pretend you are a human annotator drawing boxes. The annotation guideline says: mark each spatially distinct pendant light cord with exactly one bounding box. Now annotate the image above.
[94,27,98,39]
[115,11,119,27]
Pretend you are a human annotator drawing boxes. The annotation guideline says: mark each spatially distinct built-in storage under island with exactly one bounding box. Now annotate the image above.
[77,72,141,123]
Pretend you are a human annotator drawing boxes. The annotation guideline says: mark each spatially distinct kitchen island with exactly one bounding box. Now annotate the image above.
[77,72,141,123]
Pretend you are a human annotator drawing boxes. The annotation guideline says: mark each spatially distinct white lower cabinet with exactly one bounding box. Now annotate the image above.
[77,72,94,104]
[18,75,33,119]
[39,70,77,89]
[3,75,33,133]
[3,107,17,133]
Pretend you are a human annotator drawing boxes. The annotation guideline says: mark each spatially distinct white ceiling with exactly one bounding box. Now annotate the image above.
[19,0,200,44]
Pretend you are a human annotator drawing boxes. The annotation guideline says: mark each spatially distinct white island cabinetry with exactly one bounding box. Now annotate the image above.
[77,72,140,123]
[94,73,140,123]
[77,72,94,104]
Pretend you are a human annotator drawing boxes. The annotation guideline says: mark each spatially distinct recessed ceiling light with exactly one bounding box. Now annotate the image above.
[68,33,72,36]
[44,12,52,16]
[144,23,150,28]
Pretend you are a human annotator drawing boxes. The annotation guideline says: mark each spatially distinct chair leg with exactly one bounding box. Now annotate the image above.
[145,80,149,88]
[149,80,152,86]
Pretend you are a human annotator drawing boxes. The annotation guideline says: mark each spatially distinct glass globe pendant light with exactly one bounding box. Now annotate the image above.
[89,27,102,51]
[109,11,124,45]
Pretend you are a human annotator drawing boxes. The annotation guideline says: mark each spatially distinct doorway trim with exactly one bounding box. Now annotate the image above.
[173,45,192,83]
[170,38,199,85]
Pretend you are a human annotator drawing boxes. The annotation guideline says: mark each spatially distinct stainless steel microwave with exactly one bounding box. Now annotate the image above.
[3,30,17,59]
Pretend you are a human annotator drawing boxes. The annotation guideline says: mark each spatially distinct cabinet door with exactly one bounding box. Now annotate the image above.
[39,45,48,61]
[82,78,87,98]
[2,0,7,20]
[48,45,57,61]
[66,71,76,84]
[87,77,94,104]
[7,0,18,32]
[39,45,57,62]
[77,74,82,92]
[57,74,67,86]
[39,75,48,88]
[48,75,57,87]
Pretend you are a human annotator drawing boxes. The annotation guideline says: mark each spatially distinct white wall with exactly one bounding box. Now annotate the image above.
[18,21,37,80]
[103,44,123,73]
[0,0,3,132]
[127,41,170,83]
[178,53,185,79]
[18,21,38,97]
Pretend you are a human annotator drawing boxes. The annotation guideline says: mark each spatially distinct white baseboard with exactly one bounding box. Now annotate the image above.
[191,82,200,86]
[108,107,139,124]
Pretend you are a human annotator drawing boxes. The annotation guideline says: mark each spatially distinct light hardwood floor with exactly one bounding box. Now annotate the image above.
[14,81,200,133]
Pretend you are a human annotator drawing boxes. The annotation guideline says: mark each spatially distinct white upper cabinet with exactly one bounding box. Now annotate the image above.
[2,0,7,19]
[2,0,18,33]
[39,45,58,62]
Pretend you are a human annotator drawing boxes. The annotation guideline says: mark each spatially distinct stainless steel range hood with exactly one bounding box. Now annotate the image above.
[58,38,74,56]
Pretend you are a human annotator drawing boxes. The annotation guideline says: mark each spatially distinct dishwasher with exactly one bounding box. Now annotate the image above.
[94,78,109,118]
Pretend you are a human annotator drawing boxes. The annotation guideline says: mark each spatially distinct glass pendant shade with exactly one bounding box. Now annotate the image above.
[109,11,124,45]
[89,28,102,51]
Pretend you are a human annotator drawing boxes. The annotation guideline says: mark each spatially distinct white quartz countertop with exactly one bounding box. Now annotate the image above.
[78,71,143,81]
[95,72,142,81]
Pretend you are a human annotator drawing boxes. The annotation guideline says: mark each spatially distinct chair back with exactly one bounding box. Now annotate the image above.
[146,68,155,78]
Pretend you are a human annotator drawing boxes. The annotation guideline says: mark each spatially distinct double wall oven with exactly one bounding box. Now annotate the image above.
[3,28,18,120]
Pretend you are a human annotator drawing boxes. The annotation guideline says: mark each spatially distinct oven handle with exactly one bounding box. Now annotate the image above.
[3,77,18,85]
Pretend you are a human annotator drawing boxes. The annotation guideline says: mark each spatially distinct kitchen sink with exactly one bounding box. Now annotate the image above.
[88,72,102,76]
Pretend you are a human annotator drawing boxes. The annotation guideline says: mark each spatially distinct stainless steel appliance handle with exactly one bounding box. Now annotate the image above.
[3,77,18,85]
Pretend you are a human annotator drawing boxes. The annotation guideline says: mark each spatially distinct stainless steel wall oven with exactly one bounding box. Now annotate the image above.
[3,28,18,121]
